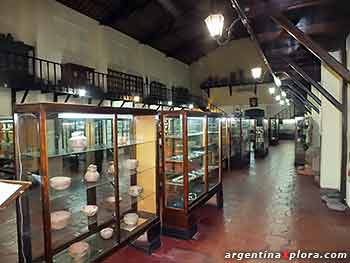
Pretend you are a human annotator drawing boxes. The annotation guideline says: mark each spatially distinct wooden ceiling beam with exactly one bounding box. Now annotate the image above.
[100,0,152,26]
[246,0,338,18]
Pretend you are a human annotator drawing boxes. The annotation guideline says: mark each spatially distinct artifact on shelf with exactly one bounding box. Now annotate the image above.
[125,159,139,170]
[49,176,71,190]
[84,164,100,183]
[100,227,114,240]
[50,210,71,230]
[80,205,98,217]
[68,241,90,261]
[128,185,143,197]
[68,131,87,152]
[123,213,139,227]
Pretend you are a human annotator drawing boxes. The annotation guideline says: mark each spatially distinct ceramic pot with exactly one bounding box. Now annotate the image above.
[80,205,98,217]
[69,131,87,152]
[100,228,114,240]
[125,159,139,170]
[84,165,100,183]
[105,196,122,211]
[128,185,143,197]
[123,213,139,226]
[51,211,71,230]
[49,176,71,190]
[68,241,90,261]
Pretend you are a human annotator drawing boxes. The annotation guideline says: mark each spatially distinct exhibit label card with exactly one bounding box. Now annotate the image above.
[0,182,22,207]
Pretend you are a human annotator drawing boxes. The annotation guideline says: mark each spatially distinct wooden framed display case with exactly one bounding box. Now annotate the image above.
[160,111,223,239]
[255,118,269,157]
[221,117,230,170]
[229,116,250,168]
[14,103,160,263]
[268,118,280,145]
[295,117,309,166]
[0,117,14,178]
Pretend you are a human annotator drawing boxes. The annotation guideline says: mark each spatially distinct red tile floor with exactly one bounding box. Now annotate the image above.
[105,141,350,263]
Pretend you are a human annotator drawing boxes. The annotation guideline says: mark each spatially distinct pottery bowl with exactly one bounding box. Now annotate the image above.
[128,185,143,197]
[51,211,71,230]
[80,205,98,217]
[49,177,72,191]
[100,228,114,240]
[68,241,90,260]
[123,213,139,226]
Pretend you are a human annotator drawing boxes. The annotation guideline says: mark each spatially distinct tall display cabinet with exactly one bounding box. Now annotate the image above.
[255,119,269,157]
[268,118,280,145]
[229,116,250,168]
[221,117,230,170]
[14,103,160,263]
[161,111,223,239]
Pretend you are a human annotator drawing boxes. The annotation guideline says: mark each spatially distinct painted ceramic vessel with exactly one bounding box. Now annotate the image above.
[49,176,71,190]
[128,185,143,197]
[100,228,114,240]
[69,131,87,152]
[51,211,71,230]
[84,164,100,182]
[123,213,139,226]
[68,241,90,261]
[80,205,98,217]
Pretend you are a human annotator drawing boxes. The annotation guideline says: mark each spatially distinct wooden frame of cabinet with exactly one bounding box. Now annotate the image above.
[160,110,223,240]
[14,103,161,262]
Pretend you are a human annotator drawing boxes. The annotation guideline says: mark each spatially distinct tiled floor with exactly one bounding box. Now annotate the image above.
[105,141,350,263]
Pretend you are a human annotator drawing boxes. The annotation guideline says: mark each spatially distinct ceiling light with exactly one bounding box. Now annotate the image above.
[78,89,86,97]
[281,91,286,97]
[168,101,173,106]
[133,96,140,103]
[269,87,276,95]
[275,95,281,101]
[274,77,282,87]
[251,67,262,79]
[189,104,194,110]
[205,14,225,39]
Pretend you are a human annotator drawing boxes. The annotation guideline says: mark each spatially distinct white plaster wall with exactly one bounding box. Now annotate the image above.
[320,51,342,190]
[0,0,191,112]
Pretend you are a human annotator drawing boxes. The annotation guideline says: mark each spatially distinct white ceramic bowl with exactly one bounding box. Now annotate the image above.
[128,185,143,197]
[49,177,72,191]
[68,241,90,260]
[80,205,98,217]
[125,159,139,170]
[123,213,139,226]
[50,211,71,230]
[100,228,114,240]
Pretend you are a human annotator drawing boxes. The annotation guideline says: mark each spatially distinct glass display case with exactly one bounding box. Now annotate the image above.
[161,111,223,239]
[14,103,160,263]
[268,117,280,145]
[255,118,269,157]
[0,117,14,179]
[229,116,250,168]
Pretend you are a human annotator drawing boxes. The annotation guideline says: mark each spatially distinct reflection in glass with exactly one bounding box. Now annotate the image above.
[163,115,184,209]
[208,117,220,189]
[187,117,206,203]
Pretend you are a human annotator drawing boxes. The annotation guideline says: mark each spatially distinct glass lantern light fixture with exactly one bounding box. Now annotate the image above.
[275,95,281,101]
[281,91,287,97]
[205,13,225,39]
[251,67,262,80]
[269,86,276,95]
[274,76,282,87]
